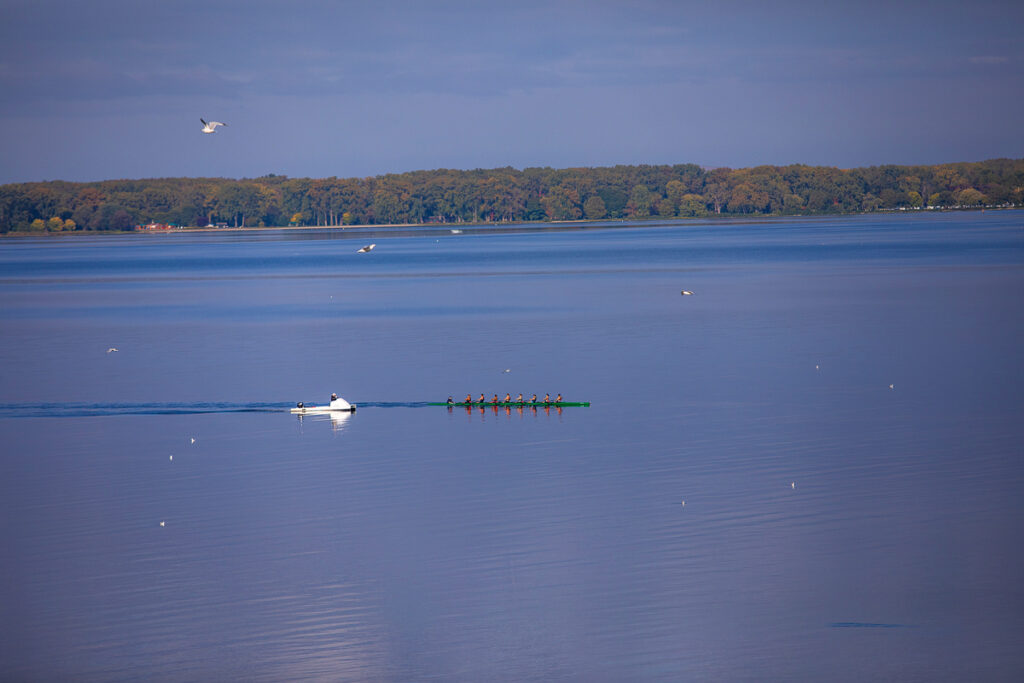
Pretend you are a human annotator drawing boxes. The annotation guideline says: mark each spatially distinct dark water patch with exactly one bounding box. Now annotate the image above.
[830,622,914,629]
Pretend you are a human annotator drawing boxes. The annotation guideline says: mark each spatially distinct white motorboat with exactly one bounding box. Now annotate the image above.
[290,394,356,414]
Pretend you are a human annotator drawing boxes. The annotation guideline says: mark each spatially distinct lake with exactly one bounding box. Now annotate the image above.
[1,212,1023,681]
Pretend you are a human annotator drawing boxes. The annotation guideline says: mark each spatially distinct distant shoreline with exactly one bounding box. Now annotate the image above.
[3,159,1021,235]
[1,205,1018,238]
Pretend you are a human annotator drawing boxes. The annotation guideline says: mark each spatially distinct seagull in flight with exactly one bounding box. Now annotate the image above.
[357,244,376,253]
[200,118,227,134]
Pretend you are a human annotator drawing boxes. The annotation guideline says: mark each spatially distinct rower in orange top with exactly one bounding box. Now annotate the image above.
[491,394,500,405]
[504,393,511,403]
[465,394,473,404]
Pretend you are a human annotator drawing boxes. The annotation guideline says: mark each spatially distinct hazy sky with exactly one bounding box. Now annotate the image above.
[1,0,1022,183]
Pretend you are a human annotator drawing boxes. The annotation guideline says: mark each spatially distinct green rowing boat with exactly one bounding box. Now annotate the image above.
[429,401,590,407]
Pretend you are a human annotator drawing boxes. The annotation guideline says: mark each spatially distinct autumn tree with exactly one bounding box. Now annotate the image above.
[956,188,986,206]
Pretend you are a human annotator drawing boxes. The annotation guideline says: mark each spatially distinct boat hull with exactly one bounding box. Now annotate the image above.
[429,401,590,407]
[289,405,356,414]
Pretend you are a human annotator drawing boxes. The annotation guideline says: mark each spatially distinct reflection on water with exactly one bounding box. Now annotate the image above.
[1,214,1023,681]
[295,410,354,432]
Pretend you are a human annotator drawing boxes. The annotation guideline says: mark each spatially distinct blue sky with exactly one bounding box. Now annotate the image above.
[1,0,1022,183]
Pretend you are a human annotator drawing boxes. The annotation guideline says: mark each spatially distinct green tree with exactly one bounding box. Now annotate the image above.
[110,209,134,230]
[728,183,770,213]
[583,195,607,219]
[679,194,707,217]
[215,184,260,227]
[626,185,653,217]
[596,188,628,217]
[663,180,687,216]
[907,191,923,208]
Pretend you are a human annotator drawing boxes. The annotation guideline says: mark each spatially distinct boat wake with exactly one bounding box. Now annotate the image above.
[0,402,295,418]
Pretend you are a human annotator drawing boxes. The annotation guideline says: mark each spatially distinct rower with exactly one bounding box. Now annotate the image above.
[446,396,454,406]
[516,393,523,403]
[491,394,499,404]
[556,393,562,403]
[504,393,511,403]
[544,393,551,404]
[530,393,537,405]
[478,393,486,404]
[465,393,473,404]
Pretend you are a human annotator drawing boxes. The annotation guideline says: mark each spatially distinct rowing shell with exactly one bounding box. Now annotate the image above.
[429,401,590,407]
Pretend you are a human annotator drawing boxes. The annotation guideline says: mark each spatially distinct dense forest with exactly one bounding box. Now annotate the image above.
[1,158,1022,233]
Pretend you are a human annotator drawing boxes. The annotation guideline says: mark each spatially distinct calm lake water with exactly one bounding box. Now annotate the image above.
[1,213,1023,681]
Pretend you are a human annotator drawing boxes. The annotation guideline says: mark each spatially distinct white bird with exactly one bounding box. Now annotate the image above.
[200,118,227,133]
[190,437,196,444]
[160,521,165,527]
[107,347,118,353]
[681,290,694,296]
[450,229,462,234]
[169,455,173,461]
[889,384,894,390]
[357,244,376,253]
[791,482,796,489]
[502,368,511,374]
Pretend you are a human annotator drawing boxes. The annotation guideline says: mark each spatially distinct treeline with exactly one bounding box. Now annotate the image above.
[1,159,1022,233]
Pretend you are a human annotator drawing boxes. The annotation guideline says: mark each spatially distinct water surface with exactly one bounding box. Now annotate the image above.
[2,213,1023,680]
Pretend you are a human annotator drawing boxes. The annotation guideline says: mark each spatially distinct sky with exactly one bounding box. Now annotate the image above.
[1,0,1022,184]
